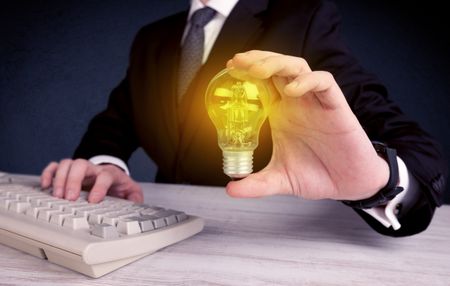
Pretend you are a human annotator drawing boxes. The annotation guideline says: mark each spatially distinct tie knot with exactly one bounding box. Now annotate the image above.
[190,7,216,28]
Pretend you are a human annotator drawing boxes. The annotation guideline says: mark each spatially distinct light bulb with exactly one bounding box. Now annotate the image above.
[205,68,270,179]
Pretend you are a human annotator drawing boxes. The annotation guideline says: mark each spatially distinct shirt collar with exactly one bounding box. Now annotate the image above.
[188,0,240,19]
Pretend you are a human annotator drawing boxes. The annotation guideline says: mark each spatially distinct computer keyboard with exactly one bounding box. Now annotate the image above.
[0,173,204,278]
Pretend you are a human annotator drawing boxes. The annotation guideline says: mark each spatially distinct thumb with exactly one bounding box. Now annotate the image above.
[226,169,288,198]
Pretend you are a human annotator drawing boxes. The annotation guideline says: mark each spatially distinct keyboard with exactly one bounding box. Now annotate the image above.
[0,173,204,278]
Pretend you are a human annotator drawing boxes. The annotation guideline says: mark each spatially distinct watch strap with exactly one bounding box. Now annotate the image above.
[341,142,404,209]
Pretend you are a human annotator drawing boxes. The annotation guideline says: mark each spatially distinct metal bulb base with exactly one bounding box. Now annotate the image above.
[223,151,253,179]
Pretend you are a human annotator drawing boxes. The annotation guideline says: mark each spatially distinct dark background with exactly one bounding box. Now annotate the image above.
[1,0,449,203]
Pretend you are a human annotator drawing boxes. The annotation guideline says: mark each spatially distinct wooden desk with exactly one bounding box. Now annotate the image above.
[1,176,449,285]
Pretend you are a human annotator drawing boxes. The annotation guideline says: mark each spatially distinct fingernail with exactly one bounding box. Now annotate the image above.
[54,188,62,196]
[235,53,248,60]
[89,192,101,202]
[255,60,264,66]
[66,190,76,200]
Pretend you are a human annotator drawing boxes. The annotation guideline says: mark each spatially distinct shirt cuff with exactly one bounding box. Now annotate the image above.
[362,156,420,230]
[89,155,130,176]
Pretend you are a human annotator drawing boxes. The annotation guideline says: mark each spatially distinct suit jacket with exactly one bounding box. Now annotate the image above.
[74,0,448,236]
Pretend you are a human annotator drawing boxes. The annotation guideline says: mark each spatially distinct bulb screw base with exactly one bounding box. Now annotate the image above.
[223,151,253,179]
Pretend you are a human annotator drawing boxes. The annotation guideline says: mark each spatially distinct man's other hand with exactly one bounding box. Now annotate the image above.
[40,159,143,203]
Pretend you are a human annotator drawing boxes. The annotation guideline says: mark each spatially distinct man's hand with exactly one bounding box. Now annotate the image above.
[226,50,390,201]
[41,159,143,203]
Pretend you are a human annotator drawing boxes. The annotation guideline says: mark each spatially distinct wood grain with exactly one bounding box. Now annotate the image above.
[1,176,449,285]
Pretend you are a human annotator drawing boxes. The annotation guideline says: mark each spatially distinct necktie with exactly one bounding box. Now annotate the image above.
[177,7,217,101]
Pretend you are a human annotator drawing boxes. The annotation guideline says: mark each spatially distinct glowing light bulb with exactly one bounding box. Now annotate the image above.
[205,68,270,178]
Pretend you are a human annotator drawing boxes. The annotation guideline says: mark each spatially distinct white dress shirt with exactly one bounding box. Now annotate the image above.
[91,0,419,231]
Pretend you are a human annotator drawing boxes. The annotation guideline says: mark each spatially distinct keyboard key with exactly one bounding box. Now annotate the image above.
[154,210,179,226]
[91,223,119,239]
[117,211,140,220]
[129,216,155,232]
[123,205,144,212]
[175,212,188,222]
[63,215,90,230]
[39,198,63,208]
[102,214,120,226]
[38,208,60,222]
[88,209,116,224]
[29,196,52,206]
[117,219,141,235]
[102,210,139,226]
[50,201,71,210]
[76,206,104,217]
[0,198,17,210]
[8,192,32,200]
[152,217,167,229]
[9,201,31,213]
[140,206,164,216]
[19,193,47,202]
[26,206,48,218]
[63,202,89,214]
[139,215,166,229]
[50,212,73,226]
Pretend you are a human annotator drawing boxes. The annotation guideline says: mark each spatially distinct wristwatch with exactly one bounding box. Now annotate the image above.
[341,141,404,209]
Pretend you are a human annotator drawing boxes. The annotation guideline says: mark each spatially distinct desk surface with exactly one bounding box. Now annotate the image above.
[1,175,449,285]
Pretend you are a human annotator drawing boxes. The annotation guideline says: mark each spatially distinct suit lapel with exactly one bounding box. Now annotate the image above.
[206,0,270,68]
[154,12,187,153]
[177,0,270,160]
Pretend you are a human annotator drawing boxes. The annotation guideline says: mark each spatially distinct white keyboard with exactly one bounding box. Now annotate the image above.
[0,173,204,278]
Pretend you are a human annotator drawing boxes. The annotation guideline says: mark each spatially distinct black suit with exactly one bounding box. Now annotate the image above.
[74,0,448,236]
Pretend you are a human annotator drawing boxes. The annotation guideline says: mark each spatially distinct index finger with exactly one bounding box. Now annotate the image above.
[41,162,59,189]
[228,50,281,70]
[233,54,312,80]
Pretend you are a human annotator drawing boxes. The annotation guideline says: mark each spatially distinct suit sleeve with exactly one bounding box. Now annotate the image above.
[73,77,138,163]
[73,29,146,164]
[302,0,448,236]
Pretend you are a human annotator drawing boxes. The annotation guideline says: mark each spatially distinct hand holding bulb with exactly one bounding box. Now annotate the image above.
[221,50,390,201]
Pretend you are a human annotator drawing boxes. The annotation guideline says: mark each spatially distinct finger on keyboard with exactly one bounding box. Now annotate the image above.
[65,159,89,200]
[54,159,72,199]
[41,162,58,190]
[88,171,113,203]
